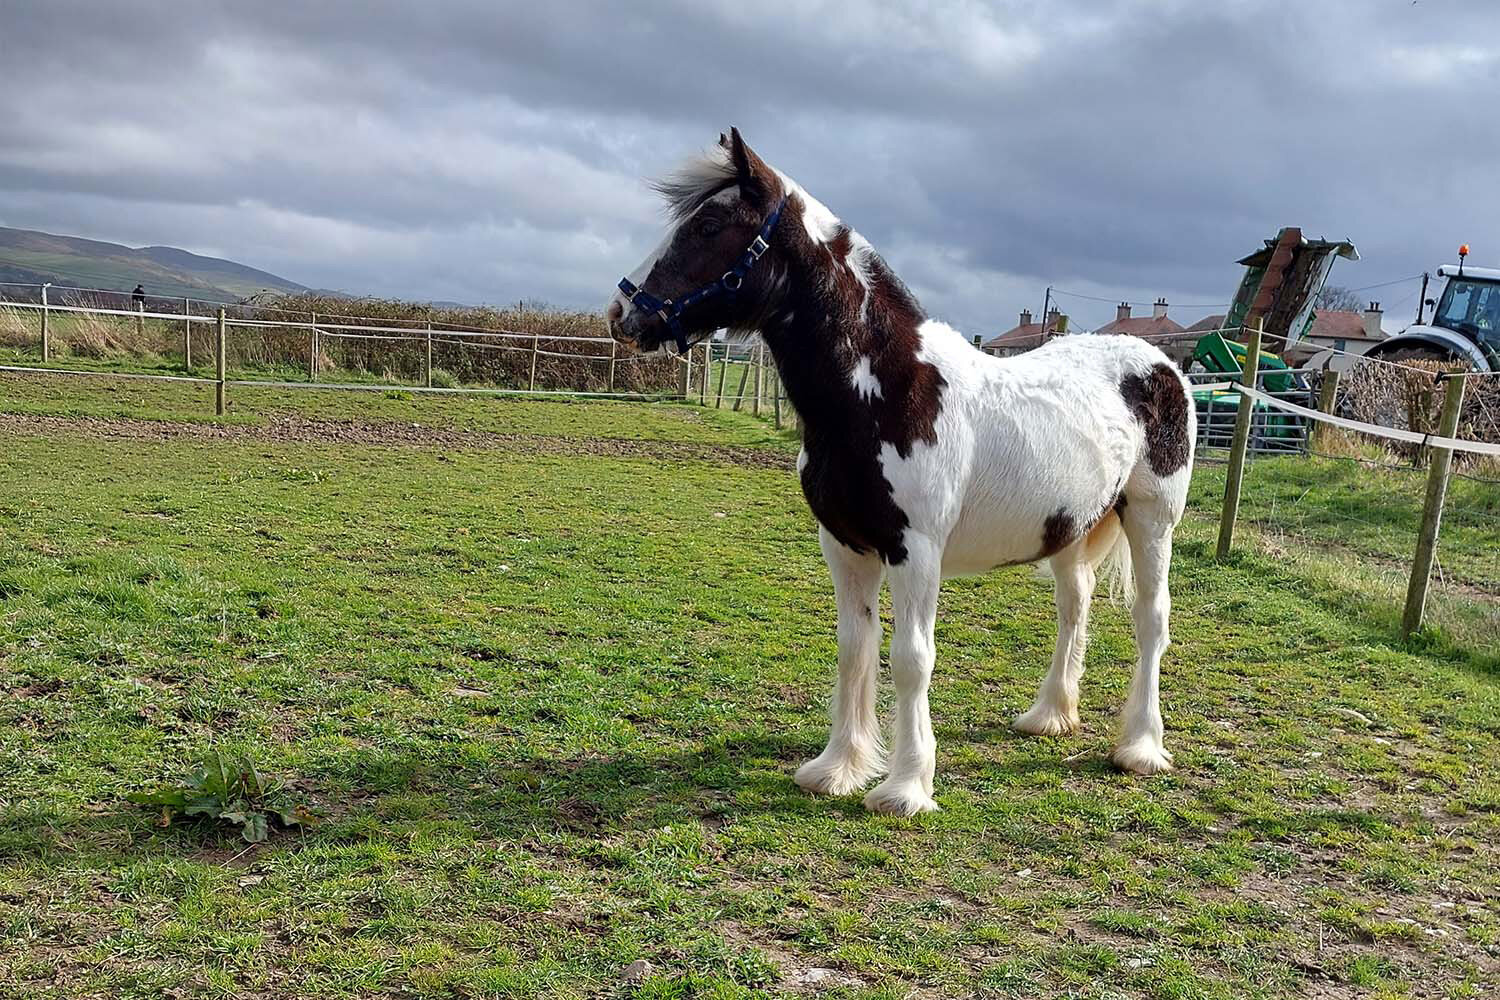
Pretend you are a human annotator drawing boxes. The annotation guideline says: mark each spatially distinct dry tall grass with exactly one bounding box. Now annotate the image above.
[241,293,680,392]
[0,304,34,348]
[1343,357,1500,450]
[0,290,685,393]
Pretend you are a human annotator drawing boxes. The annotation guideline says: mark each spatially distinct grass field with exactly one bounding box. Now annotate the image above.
[1,373,1497,999]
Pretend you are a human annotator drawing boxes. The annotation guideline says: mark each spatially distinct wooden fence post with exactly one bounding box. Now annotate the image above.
[425,322,433,388]
[40,283,49,360]
[753,342,764,416]
[607,339,617,392]
[136,301,145,341]
[699,342,710,404]
[773,368,782,430]
[1402,374,1467,637]
[182,297,192,371]
[308,311,318,382]
[528,331,540,391]
[732,358,751,412]
[215,308,227,416]
[1312,369,1339,451]
[715,346,729,408]
[680,344,693,399]
[1216,319,1263,560]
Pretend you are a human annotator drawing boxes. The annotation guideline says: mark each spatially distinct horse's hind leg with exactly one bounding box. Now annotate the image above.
[1113,491,1181,774]
[1014,545,1094,737]
[795,528,885,796]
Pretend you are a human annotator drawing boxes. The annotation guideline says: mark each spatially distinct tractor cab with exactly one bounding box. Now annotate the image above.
[1365,247,1500,371]
[1426,267,1500,347]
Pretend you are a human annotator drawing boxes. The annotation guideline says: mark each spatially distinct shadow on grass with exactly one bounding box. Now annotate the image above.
[0,730,826,862]
[0,722,1116,863]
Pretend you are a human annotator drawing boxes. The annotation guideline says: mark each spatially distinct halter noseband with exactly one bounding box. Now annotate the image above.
[617,196,787,353]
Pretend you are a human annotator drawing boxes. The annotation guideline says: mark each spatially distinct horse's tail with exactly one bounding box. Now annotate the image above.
[1083,510,1135,607]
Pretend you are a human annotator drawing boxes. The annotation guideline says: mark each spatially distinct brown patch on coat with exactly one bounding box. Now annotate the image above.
[785,233,947,562]
[634,130,947,564]
[1040,509,1076,558]
[749,164,943,562]
[1120,363,1191,476]
[1037,490,1126,562]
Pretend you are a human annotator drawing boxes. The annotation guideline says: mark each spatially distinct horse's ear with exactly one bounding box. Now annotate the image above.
[729,127,771,201]
[717,132,729,150]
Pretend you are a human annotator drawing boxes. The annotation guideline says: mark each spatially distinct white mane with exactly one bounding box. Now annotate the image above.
[651,146,844,248]
[646,144,875,315]
[651,147,737,222]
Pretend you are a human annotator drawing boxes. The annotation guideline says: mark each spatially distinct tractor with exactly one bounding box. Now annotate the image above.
[1364,246,1500,371]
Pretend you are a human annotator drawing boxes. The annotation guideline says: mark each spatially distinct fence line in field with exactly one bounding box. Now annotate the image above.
[1209,320,1490,637]
[1235,383,1500,457]
[1,292,1491,638]
[0,288,789,412]
[1,298,617,345]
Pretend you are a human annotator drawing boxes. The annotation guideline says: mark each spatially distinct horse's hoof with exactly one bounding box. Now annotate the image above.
[862,780,939,816]
[1012,702,1081,737]
[794,753,881,797]
[1111,740,1174,775]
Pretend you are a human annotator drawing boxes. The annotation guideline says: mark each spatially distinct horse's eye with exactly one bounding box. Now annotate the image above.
[697,219,723,238]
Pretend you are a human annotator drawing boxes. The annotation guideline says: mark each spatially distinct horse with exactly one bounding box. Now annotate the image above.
[607,129,1195,816]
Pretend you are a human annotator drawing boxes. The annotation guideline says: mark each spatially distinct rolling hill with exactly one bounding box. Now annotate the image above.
[0,226,308,303]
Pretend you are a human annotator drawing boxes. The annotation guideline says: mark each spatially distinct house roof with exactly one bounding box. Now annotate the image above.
[1184,311,1383,344]
[1090,315,1186,340]
[1305,310,1383,342]
[982,317,1065,350]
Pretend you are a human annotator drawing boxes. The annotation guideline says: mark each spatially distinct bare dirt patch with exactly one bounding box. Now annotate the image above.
[0,412,796,470]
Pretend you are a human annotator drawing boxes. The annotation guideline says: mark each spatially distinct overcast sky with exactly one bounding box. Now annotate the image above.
[2,1,1496,333]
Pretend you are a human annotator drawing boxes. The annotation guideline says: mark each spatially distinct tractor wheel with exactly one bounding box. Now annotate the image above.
[1372,346,1462,365]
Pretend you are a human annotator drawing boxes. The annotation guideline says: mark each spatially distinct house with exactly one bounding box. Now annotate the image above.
[981,306,1066,356]
[1091,300,1192,366]
[1284,302,1388,369]
[1185,314,1228,335]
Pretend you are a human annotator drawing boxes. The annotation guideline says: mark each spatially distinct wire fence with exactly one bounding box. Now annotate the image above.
[0,282,802,428]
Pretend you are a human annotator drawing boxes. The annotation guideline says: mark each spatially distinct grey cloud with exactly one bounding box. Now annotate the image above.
[2,1,1497,332]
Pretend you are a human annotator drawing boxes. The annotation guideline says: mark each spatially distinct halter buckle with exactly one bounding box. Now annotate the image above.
[747,235,769,260]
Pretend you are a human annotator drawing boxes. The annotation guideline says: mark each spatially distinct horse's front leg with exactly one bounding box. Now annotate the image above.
[795,528,886,796]
[864,534,941,816]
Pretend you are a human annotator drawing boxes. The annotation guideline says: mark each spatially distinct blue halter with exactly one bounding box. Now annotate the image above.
[618,197,787,353]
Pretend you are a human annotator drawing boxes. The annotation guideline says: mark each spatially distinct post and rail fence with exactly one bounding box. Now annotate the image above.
[2,284,1493,636]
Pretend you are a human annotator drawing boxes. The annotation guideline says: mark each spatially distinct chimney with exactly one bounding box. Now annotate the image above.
[1116,302,1131,322]
[1364,301,1383,339]
[1152,297,1169,320]
[1019,309,1033,327]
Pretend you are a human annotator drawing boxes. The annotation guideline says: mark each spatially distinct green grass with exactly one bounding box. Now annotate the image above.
[1,376,1497,998]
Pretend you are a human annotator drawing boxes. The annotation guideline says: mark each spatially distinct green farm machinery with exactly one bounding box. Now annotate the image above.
[1190,332,1311,452]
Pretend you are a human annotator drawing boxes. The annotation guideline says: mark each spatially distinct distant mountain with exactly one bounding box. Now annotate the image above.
[0,226,308,303]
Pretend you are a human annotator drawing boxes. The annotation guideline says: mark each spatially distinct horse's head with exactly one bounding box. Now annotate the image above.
[607,128,787,352]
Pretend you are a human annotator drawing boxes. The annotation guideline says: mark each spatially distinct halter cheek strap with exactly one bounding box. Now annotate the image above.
[618,197,786,353]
